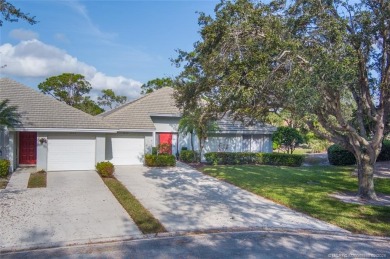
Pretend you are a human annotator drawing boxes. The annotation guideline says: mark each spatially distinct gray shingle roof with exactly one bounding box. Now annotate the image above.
[100,87,180,130]
[0,78,114,130]
[212,117,277,134]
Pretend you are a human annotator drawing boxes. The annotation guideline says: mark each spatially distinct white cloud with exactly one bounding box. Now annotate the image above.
[9,29,39,41]
[0,39,142,100]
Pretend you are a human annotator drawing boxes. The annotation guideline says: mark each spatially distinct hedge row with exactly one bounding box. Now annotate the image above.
[145,154,176,167]
[327,140,390,166]
[204,152,304,167]
[378,140,390,161]
[179,150,199,163]
[0,159,10,178]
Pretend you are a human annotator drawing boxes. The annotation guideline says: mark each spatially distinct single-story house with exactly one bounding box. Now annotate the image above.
[0,78,276,171]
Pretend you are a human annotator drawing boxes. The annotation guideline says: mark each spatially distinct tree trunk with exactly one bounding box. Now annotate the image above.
[356,157,378,200]
[198,138,203,163]
[190,132,194,151]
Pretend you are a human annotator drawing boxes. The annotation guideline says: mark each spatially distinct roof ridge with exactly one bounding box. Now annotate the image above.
[98,87,174,117]
[0,78,114,129]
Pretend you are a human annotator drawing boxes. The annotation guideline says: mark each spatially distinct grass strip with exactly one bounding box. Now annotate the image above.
[202,165,390,236]
[0,178,8,189]
[27,171,47,188]
[103,177,167,234]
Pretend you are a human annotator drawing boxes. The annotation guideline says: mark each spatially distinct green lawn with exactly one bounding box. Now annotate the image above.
[27,171,47,188]
[0,178,8,189]
[202,165,390,236]
[103,177,167,234]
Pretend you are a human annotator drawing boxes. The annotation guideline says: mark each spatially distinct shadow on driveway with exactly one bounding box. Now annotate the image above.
[115,164,345,233]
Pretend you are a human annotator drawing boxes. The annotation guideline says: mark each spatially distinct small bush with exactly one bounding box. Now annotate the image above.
[377,140,390,161]
[0,159,10,178]
[145,154,176,167]
[157,143,172,154]
[96,161,115,177]
[152,147,158,155]
[204,152,304,167]
[181,146,188,151]
[180,150,199,163]
[327,145,356,166]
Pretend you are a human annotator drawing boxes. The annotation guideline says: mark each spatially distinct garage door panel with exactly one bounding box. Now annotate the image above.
[109,136,144,165]
[48,135,96,171]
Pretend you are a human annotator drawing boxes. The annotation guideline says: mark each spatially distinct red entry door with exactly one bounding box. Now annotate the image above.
[159,133,172,154]
[19,132,37,164]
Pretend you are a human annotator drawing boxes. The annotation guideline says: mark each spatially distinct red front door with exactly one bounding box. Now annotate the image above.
[159,133,172,154]
[19,132,37,164]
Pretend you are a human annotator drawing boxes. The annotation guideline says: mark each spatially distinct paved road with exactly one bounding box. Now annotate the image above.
[0,170,140,251]
[115,163,344,233]
[1,230,389,259]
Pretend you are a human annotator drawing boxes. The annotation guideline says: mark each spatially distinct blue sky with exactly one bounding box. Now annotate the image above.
[0,0,218,99]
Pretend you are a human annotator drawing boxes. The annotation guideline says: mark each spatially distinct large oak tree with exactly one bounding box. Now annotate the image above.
[174,0,390,200]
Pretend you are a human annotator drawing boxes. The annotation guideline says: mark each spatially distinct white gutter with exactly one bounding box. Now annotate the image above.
[11,128,118,133]
[149,113,182,117]
[117,129,155,133]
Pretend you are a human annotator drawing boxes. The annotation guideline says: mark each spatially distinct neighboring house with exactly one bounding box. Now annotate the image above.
[0,78,116,171]
[0,78,276,171]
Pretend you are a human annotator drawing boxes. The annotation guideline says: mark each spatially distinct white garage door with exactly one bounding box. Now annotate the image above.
[47,135,96,171]
[108,136,144,165]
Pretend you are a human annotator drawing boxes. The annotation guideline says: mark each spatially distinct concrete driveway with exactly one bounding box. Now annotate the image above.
[0,170,141,251]
[115,163,345,233]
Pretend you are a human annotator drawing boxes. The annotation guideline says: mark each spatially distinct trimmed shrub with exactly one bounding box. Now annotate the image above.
[180,150,199,163]
[328,141,390,166]
[204,152,304,167]
[377,140,390,161]
[96,161,115,178]
[258,153,305,167]
[0,159,10,177]
[145,154,176,167]
[157,143,172,155]
[152,147,158,155]
[327,145,356,166]
[181,146,188,151]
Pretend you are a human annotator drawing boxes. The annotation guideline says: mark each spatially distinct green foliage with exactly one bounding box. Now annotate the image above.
[204,152,304,167]
[272,127,303,154]
[144,154,176,167]
[0,99,21,129]
[328,141,390,165]
[327,145,356,166]
[141,77,173,94]
[74,97,104,115]
[0,0,37,26]
[38,73,92,106]
[97,89,127,109]
[152,147,158,155]
[96,161,115,178]
[27,170,46,188]
[38,73,128,115]
[308,138,330,153]
[0,159,10,177]
[377,140,390,162]
[180,150,199,163]
[181,146,188,151]
[157,143,172,155]
[173,0,390,199]
[178,110,218,158]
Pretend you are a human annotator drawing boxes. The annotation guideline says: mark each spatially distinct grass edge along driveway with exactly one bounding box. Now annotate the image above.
[102,177,167,234]
[202,165,390,236]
